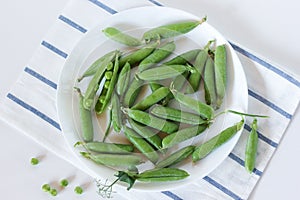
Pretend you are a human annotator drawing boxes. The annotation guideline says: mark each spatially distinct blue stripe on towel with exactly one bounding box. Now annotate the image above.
[88,0,117,14]
[203,176,242,200]
[230,42,300,88]
[6,93,61,130]
[58,15,87,33]
[24,67,57,90]
[228,153,263,176]
[244,124,278,148]
[41,41,68,59]
[248,89,292,119]
[148,0,164,6]
[161,191,183,200]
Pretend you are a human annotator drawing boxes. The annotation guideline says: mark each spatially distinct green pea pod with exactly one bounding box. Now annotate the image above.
[75,141,134,154]
[162,125,207,148]
[123,78,144,107]
[214,44,227,108]
[150,105,208,125]
[163,49,201,65]
[119,41,159,67]
[186,41,213,93]
[149,82,163,92]
[203,55,217,108]
[137,64,194,81]
[123,108,179,134]
[80,152,144,167]
[128,119,162,150]
[75,88,94,142]
[123,126,159,163]
[111,93,122,132]
[136,168,189,182]
[83,50,118,110]
[245,119,258,173]
[192,119,244,162]
[102,27,142,47]
[170,89,214,120]
[138,41,176,72]
[95,54,120,114]
[172,71,189,92]
[142,17,206,43]
[131,87,170,111]
[116,62,131,96]
[155,146,195,168]
[78,50,119,82]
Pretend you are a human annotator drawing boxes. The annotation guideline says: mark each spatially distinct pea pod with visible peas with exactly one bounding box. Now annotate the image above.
[122,108,179,134]
[95,54,120,114]
[102,27,142,47]
[155,146,195,168]
[162,125,207,149]
[142,17,207,43]
[138,41,176,72]
[75,141,134,154]
[83,50,118,110]
[78,50,119,82]
[245,119,258,173]
[123,126,159,163]
[192,119,244,162]
[137,64,195,81]
[74,88,94,142]
[131,86,170,111]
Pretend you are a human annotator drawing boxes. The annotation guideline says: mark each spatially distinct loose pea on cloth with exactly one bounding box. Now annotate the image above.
[1,0,300,199]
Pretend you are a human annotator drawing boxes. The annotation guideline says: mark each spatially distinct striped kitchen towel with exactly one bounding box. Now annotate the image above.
[0,0,300,199]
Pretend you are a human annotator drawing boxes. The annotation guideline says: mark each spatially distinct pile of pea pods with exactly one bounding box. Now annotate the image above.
[74,17,259,191]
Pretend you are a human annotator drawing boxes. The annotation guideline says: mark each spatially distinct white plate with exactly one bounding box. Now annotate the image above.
[57,6,248,191]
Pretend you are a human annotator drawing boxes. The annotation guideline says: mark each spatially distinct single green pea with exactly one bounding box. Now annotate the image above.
[104,80,110,89]
[60,179,69,187]
[103,27,142,47]
[104,71,113,80]
[30,157,39,165]
[74,186,83,195]
[50,188,58,196]
[245,119,258,173]
[42,184,51,192]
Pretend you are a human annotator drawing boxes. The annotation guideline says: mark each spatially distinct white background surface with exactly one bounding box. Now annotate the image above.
[0,0,299,199]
